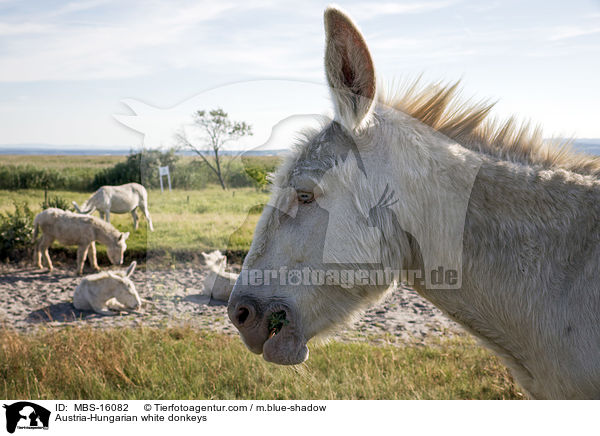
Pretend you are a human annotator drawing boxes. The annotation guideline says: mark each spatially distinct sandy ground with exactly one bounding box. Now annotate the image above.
[0,262,464,344]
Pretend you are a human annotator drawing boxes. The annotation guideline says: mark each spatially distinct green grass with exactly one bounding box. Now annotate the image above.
[0,154,274,260]
[0,186,269,258]
[0,327,522,400]
[145,186,268,252]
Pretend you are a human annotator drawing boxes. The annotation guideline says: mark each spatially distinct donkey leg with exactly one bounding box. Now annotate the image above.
[99,211,105,220]
[39,235,54,272]
[90,300,117,316]
[34,239,43,269]
[87,241,100,271]
[106,297,127,311]
[105,210,110,223]
[44,248,53,272]
[131,209,139,231]
[141,203,154,231]
[76,244,89,276]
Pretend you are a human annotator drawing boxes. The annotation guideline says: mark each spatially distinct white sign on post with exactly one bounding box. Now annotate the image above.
[158,165,171,193]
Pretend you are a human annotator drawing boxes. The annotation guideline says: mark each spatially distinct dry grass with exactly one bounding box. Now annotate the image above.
[0,154,125,169]
[0,327,523,400]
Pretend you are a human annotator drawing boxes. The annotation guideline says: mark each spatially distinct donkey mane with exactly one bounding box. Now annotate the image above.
[382,78,600,177]
[90,215,120,238]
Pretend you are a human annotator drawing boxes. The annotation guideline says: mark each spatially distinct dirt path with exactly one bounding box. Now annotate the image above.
[0,264,464,344]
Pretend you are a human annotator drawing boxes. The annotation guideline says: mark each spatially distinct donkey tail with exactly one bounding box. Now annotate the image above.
[32,211,43,238]
[73,201,96,214]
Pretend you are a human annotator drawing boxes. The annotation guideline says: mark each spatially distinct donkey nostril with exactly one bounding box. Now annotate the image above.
[236,306,250,325]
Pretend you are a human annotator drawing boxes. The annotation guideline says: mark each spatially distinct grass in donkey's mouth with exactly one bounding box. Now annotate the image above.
[268,311,289,338]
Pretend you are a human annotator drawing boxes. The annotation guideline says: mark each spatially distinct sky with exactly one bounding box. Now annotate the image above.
[0,0,599,151]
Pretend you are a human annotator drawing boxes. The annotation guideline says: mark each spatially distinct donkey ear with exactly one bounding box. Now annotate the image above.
[324,7,376,131]
[122,232,130,241]
[125,261,136,277]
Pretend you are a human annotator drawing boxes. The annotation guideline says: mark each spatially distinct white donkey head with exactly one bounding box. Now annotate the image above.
[111,260,141,310]
[228,8,479,365]
[106,232,129,266]
[201,250,227,271]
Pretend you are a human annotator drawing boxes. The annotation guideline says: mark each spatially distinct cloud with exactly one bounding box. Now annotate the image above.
[0,0,285,82]
[49,0,116,17]
[0,22,53,35]
[346,1,456,19]
[548,25,600,41]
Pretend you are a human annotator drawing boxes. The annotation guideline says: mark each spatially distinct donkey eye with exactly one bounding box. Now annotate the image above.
[297,190,314,204]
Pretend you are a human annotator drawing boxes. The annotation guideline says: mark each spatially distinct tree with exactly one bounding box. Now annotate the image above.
[176,108,252,190]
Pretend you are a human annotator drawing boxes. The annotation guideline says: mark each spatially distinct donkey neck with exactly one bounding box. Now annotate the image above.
[373,108,485,289]
[92,220,119,245]
[379,107,600,301]
[413,154,600,396]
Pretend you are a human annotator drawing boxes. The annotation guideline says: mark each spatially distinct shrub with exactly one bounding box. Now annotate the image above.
[169,161,211,190]
[0,201,35,260]
[226,170,253,188]
[0,165,65,190]
[0,165,100,191]
[92,148,179,190]
[244,165,269,190]
[40,190,72,211]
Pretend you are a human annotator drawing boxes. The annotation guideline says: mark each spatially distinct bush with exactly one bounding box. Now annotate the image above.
[92,155,142,189]
[0,165,101,191]
[244,165,269,190]
[0,201,35,260]
[169,161,211,190]
[40,191,72,211]
[92,148,179,190]
[0,165,65,190]
[225,169,253,188]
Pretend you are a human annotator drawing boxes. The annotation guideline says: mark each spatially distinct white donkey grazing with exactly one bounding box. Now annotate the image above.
[33,208,129,275]
[73,261,141,315]
[73,182,154,231]
[201,251,238,302]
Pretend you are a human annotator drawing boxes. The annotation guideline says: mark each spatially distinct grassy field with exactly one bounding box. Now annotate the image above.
[0,154,125,168]
[0,153,273,261]
[0,186,269,260]
[0,327,522,400]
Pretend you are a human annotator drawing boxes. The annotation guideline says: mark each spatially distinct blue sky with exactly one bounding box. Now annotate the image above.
[0,0,599,150]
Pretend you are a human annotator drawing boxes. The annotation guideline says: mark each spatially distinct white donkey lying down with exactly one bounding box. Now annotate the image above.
[73,261,141,315]
[201,251,238,302]
[73,182,154,231]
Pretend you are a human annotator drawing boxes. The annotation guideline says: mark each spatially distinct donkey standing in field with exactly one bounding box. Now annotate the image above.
[228,8,600,399]
[34,208,129,275]
[73,182,154,231]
